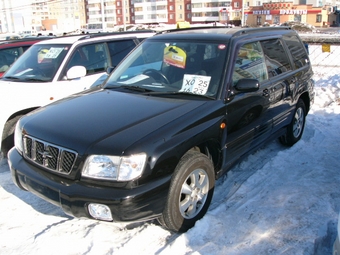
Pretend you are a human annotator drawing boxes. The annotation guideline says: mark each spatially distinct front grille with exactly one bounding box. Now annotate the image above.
[23,135,77,174]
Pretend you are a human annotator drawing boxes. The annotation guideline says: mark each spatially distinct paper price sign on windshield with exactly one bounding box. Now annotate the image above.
[180,74,211,95]
[44,47,64,59]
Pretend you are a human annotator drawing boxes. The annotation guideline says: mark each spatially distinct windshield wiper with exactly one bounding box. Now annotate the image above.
[3,76,20,80]
[22,78,47,82]
[117,85,154,93]
[143,91,215,99]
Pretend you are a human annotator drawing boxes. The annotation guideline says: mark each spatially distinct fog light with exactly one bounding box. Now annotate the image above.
[88,203,113,221]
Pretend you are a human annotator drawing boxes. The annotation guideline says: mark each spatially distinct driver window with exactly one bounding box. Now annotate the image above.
[232,41,268,86]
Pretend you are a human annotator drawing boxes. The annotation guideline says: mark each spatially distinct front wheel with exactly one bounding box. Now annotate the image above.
[158,151,215,232]
[279,99,306,146]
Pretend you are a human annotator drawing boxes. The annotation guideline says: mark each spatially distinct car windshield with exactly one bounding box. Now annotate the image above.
[105,40,227,98]
[3,44,70,82]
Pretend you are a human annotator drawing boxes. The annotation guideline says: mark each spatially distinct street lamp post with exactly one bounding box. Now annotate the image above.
[241,0,244,27]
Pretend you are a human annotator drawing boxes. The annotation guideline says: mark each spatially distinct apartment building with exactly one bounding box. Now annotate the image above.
[0,0,86,34]
[48,0,86,32]
[1,0,340,35]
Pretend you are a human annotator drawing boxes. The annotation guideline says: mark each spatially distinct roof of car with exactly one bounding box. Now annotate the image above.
[0,37,51,48]
[150,26,295,41]
[33,30,156,45]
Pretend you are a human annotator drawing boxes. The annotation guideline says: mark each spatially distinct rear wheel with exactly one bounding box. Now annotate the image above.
[158,151,215,232]
[279,99,306,146]
[1,115,22,157]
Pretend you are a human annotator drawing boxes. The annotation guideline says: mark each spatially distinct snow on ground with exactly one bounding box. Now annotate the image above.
[0,66,340,255]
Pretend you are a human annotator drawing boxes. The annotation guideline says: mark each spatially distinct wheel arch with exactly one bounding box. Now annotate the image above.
[1,107,39,151]
[5,107,39,123]
[299,92,311,114]
[188,139,222,178]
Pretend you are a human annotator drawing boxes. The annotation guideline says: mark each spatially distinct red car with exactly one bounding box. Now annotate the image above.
[0,37,52,77]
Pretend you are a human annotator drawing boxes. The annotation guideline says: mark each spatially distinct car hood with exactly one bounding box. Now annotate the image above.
[21,89,211,155]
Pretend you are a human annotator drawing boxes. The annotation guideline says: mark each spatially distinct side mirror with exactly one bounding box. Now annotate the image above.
[106,66,115,75]
[234,78,259,92]
[66,66,87,80]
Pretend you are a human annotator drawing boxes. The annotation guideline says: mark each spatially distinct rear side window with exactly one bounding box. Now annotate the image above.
[108,40,136,67]
[284,35,309,69]
[260,39,292,78]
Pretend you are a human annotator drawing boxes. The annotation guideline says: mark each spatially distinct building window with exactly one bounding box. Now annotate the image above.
[170,5,174,10]
[187,4,191,10]
[179,5,182,10]
[316,14,322,23]
[257,16,262,25]
[157,5,166,10]
[294,15,301,22]
[169,14,174,19]
[234,2,239,8]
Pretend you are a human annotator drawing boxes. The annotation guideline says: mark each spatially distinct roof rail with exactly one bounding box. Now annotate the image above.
[0,37,52,44]
[157,25,292,36]
[231,26,292,37]
[156,25,227,35]
[77,30,156,41]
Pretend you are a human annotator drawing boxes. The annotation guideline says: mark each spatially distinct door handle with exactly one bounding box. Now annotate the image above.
[263,88,269,97]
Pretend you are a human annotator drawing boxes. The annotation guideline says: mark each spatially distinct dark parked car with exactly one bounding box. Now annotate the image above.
[9,27,314,232]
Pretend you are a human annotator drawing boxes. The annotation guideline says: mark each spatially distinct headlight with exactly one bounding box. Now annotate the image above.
[14,121,23,154]
[82,153,146,181]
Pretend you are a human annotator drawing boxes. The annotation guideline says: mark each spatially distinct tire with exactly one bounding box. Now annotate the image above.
[279,99,306,146]
[158,151,215,232]
[1,115,23,157]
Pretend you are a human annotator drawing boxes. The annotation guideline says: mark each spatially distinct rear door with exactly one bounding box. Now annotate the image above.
[260,38,296,133]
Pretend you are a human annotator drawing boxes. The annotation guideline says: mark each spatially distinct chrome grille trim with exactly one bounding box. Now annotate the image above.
[23,135,77,174]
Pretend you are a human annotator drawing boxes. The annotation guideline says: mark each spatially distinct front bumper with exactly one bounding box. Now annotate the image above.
[8,148,171,222]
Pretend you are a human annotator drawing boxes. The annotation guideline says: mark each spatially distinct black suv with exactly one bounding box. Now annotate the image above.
[8,27,314,232]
